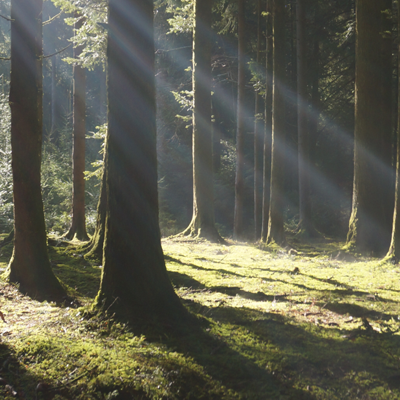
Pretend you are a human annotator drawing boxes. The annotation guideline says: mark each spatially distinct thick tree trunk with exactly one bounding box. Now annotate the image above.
[233,0,246,240]
[266,0,286,246]
[296,0,316,238]
[254,0,264,241]
[65,13,89,241]
[6,0,66,301]
[347,0,393,256]
[181,0,223,243]
[94,0,187,322]
[261,0,273,242]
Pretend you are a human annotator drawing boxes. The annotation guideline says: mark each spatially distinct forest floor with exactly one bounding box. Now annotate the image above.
[0,235,398,399]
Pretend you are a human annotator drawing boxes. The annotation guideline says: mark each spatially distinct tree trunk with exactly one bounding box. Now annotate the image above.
[254,0,264,241]
[261,0,273,242]
[266,0,286,246]
[296,0,316,237]
[6,0,66,301]
[94,0,187,323]
[65,13,89,241]
[233,0,246,240]
[346,0,393,256]
[180,0,223,243]
[386,4,400,262]
[50,55,57,141]
[84,146,107,261]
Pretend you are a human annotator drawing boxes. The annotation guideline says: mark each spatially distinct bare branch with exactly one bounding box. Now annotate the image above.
[0,14,13,22]
[43,11,63,26]
[43,43,72,59]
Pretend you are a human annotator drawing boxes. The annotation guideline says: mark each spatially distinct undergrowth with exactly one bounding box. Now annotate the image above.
[0,235,398,399]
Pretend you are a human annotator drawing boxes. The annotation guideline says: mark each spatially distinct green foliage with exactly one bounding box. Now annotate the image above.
[41,131,74,235]
[84,123,107,181]
[171,89,193,125]
[52,0,107,69]
[166,0,194,34]
[0,92,12,233]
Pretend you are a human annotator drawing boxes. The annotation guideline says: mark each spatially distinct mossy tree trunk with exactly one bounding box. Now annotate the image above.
[386,5,400,262]
[233,0,246,240]
[181,0,223,243]
[254,0,264,242]
[65,13,89,242]
[346,0,393,256]
[261,0,273,243]
[6,0,66,301]
[266,0,286,246]
[94,0,187,322]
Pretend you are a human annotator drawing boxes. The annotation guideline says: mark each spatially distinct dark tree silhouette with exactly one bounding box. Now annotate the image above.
[6,0,66,300]
[65,12,89,241]
[266,0,286,246]
[180,0,223,243]
[94,0,187,322]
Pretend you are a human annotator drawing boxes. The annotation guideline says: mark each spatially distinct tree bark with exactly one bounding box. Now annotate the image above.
[6,0,66,301]
[346,0,393,256]
[233,0,246,240]
[180,0,223,243]
[254,0,264,241]
[266,0,286,246]
[261,0,273,242]
[84,146,107,261]
[386,4,400,262]
[50,55,57,141]
[94,0,187,322]
[65,13,89,241]
[296,0,316,238]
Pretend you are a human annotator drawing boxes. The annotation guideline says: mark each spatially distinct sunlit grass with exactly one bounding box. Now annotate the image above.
[0,235,398,399]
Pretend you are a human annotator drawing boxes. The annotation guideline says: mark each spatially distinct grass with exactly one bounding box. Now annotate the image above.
[0,235,399,399]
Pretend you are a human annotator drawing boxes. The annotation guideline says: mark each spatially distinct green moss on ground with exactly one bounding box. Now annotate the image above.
[0,237,398,399]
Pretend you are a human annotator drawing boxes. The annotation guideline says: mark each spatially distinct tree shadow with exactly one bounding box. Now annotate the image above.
[142,306,316,399]
[191,304,400,397]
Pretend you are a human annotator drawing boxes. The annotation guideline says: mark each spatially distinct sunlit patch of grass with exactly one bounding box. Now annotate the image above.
[164,237,400,399]
[0,236,398,398]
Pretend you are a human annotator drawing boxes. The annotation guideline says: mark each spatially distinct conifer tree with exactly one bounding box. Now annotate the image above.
[65,12,89,241]
[95,0,187,322]
[346,0,393,255]
[6,0,66,300]
[266,0,286,245]
[180,0,222,242]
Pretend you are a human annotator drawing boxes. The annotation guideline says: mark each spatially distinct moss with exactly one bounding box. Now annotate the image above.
[0,238,398,398]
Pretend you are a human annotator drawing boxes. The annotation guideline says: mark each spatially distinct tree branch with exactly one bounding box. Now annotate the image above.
[43,11,62,26]
[0,14,13,22]
[43,44,72,59]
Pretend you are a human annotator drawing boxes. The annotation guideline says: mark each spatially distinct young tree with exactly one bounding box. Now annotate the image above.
[180,0,223,242]
[94,0,187,322]
[266,0,286,245]
[346,0,393,255]
[233,0,246,240]
[65,12,89,241]
[6,0,66,300]
[261,0,272,243]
